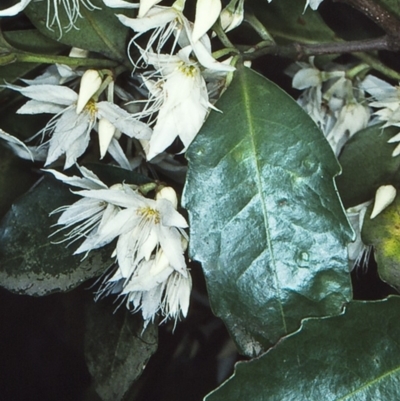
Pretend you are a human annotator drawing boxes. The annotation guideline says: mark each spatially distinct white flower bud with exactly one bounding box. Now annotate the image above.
[98,118,116,159]
[220,0,244,32]
[192,0,222,42]
[370,185,397,219]
[76,69,102,114]
[156,187,178,209]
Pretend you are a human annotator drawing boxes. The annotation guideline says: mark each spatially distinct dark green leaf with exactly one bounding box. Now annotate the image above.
[249,0,336,44]
[206,297,400,401]
[25,0,133,62]
[183,65,353,356]
[0,165,152,296]
[0,176,112,295]
[85,299,158,401]
[362,195,400,291]
[0,30,67,92]
[0,146,39,218]
[337,124,400,208]
[3,29,67,53]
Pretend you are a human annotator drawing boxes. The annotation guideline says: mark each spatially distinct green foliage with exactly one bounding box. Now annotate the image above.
[183,65,353,356]
[250,0,336,44]
[85,300,158,401]
[25,0,132,63]
[0,147,39,217]
[206,297,400,401]
[0,176,111,295]
[0,29,67,91]
[0,164,152,296]
[337,124,400,208]
[363,197,400,291]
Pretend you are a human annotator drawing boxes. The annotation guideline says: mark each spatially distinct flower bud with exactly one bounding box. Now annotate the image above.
[76,69,102,114]
[192,0,222,42]
[370,185,397,219]
[98,118,116,159]
[156,186,178,209]
[220,0,244,32]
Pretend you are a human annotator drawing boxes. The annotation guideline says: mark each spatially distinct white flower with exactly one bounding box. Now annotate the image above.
[6,77,151,169]
[326,101,370,156]
[292,60,369,154]
[50,168,191,326]
[140,47,211,160]
[46,166,119,246]
[116,2,235,71]
[74,185,189,276]
[361,75,400,157]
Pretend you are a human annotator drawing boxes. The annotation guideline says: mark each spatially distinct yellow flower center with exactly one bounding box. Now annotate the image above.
[84,99,98,116]
[137,207,161,224]
[178,61,198,78]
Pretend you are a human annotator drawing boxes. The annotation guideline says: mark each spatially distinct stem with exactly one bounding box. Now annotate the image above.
[13,52,119,68]
[243,36,400,60]
[356,53,400,81]
[244,10,275,43]
[213,22,235,49]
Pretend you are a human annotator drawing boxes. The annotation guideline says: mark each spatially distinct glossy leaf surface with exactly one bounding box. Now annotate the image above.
[85,300,158,401]
[183,65,353,356]
[337,124,400,208]
[0,176,111,295]
[206,297,400,401]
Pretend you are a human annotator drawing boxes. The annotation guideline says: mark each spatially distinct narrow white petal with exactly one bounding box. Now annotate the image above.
[97,102,152,139]
[17,100,65,115]
[139,0,162,17]
[11,84,78,105]
[107,138,133,170]
[116,8,176,33]
[102,0,139,8]
[0,0,31,16]
[0,129,34,161]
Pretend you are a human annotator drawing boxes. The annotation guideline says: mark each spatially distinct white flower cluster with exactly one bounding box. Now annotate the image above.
[291,61,400,270]
[291,58,370,156]
[48,166,191,327]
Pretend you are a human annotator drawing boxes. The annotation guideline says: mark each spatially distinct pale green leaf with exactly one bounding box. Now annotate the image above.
[183,65,353,356]
[206,297,400,401]
[362,196,400,291]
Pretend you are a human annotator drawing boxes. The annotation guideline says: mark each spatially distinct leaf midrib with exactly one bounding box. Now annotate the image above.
[241,68,288,334]
[336,364,400,400]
